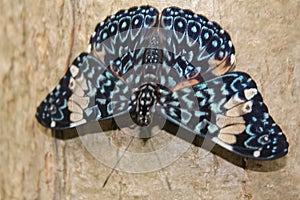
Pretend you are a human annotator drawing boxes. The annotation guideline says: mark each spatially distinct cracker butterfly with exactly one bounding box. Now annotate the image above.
[36,6,288,160]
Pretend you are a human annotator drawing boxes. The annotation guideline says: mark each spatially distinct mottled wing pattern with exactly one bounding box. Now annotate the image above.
[36,6,159,129]
[158,72,288,159]
[36,6,288,159]
[35,53,130,129]
[160,7,236,86]
[89,6,159,77]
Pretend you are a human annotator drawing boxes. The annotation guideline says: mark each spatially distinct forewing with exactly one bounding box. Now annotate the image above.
[36,6,160,130]
[160,7,236,83]
[89,5,159,77]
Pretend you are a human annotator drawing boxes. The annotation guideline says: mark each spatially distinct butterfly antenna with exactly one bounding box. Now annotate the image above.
[149,136,172,190]
[102,135,135,188]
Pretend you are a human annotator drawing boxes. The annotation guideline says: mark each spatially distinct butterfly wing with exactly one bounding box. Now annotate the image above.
[36,6,160,130]
[89,6,159,77]
[159,7,236,84]
[36,6,289,160]
[158,72,288,159]
[35,53,131,129]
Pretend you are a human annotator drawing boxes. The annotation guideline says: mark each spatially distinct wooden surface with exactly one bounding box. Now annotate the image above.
[0,0,299,199]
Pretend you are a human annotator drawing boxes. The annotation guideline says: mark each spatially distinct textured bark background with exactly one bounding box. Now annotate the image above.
[0,0,299,199]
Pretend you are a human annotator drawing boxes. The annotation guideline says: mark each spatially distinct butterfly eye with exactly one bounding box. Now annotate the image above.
[49,104,57,114]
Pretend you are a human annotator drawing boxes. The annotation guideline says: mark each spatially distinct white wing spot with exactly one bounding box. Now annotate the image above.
[134,18,139,25]
[218,133,236,144]
[226,101,253,117]
[220,124,245,135]
[69,77,76,90]
[68,100,83,114]
[204,32,209,39]
[230,54,236,66]
[50,121,56,128]
[70,113,83,122]
[70,65,79,77]
[69,94,89,109]
[69,78,84,96]
[121,21,127,29]
[244,88,257,100]
[253,150,261,157]
[216,114,245,128]
[76,75,88,91]
[177,21,183,28]
[224,93,244,109]
[110,26,115,33]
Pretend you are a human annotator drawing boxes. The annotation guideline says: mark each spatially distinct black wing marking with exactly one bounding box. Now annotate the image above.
[158,72,288,159]
[36,6,160,129]
[160,7,236,82]
[89,5,159,77]
[36,53,130,129]
[36,6,289,160]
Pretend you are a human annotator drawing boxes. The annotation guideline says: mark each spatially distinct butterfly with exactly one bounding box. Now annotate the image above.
[36,6,288,160]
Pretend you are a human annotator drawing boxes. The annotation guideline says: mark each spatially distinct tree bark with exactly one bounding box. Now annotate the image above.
[0,1,299,199]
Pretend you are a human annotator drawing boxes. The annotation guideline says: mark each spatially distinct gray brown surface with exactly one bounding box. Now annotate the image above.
[0,0,299,199]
